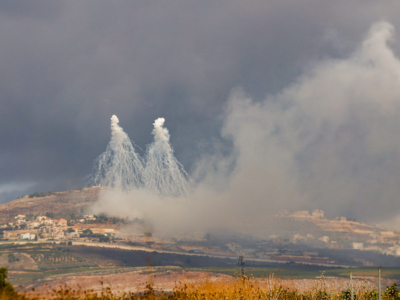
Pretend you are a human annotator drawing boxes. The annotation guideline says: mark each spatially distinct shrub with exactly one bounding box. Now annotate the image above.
[385,283,400,300]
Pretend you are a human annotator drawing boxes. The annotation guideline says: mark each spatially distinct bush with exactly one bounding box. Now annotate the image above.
[68,241,72,246]
[29,192,54,198]
[7,253,19,263]
[385,283,400,300]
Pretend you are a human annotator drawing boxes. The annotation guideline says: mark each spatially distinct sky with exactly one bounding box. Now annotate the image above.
[2,1,400,227]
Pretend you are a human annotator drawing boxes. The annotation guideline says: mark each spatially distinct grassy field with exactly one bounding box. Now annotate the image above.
[3,242,400,293]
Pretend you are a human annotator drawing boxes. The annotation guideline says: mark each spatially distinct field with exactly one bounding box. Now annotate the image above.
[185,266,400,280]
[2,242,400,299]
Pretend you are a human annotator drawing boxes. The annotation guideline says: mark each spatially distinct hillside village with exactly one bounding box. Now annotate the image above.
[1,213,117,242]
[272,209,400,258]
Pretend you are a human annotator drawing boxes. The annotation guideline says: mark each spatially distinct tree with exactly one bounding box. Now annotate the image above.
[68,228,75,233]
[83,229,93,234]
[99,236,110,243]
[45,212,54,218]
[67,241,72,246]
[0,268,17,296]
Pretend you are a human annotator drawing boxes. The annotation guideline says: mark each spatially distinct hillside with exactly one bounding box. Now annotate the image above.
[0,187,102,223]
[2,188,400,257]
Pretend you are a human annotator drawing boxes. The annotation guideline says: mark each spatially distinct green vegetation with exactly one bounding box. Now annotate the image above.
[7,253,19,263]
[80,229,111,242]
[45,211,55,218]
[0,267,17,298]
[184,266,400,280]
[2,243,400,299]
[28,191,55,198]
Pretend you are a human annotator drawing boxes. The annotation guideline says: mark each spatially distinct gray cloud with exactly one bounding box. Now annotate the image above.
[1,1,400,227]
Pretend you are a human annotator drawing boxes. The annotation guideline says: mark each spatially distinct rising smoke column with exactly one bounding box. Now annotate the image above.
[89,115,144,190]
[143,118,190,198]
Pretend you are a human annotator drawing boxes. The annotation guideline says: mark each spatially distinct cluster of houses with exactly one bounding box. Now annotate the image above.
[1,214,106,241]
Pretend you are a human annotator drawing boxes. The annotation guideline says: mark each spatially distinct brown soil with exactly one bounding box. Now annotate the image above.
[0,253,37,270]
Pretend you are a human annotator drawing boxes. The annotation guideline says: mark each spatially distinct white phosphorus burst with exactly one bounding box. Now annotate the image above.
[89,115,144,190]
[143,118,190,198]
[89,115,190,198]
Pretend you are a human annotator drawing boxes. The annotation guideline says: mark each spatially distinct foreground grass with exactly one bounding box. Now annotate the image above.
[3,274,396,300]
[3,272,400,300]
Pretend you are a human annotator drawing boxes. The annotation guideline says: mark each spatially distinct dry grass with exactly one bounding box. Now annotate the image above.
[1,273,394,300]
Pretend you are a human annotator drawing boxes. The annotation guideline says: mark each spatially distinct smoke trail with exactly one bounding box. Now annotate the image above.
[89,115,144,190]
[143,118,190,198]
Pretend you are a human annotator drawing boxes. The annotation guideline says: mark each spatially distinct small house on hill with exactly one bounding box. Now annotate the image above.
[55,218,67,227]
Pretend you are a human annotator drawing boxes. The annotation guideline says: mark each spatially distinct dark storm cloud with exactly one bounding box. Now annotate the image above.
[2,1,400,226]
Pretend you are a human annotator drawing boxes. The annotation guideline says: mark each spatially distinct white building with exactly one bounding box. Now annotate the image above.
[19,233,36,240]
[292,210,310,217]
[27,221,40,228]
[293,234,306,241]
[319,236,330,243]
[36,216,46,222]
[352,242,364,250]
[44,218,53,225]
[312,209,324,218]
[55,218,67,227]
[83,215,96,221]
[67,232,80,239]
[226,242,241,253]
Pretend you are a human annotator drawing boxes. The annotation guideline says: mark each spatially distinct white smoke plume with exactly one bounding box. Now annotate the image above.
[152,118,169,142]
[143,118,190,198]
[88,115,144,190]
[90,21,400,234]
[89,116,190,198]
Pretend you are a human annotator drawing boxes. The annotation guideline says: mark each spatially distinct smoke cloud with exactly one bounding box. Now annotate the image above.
[90,21,400,235]
[218,21,400,226]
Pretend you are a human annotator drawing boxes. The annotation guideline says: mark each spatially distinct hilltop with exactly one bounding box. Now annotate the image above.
[0,187,102,224]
